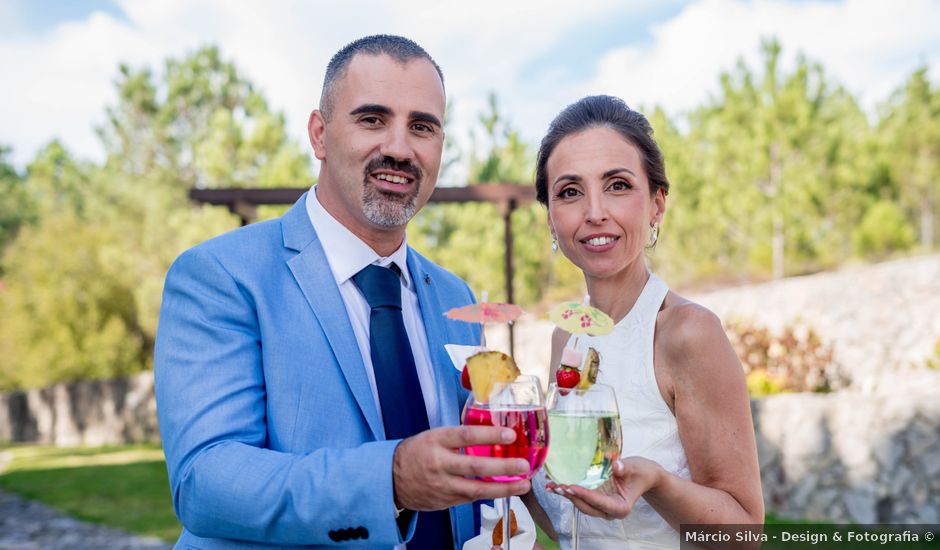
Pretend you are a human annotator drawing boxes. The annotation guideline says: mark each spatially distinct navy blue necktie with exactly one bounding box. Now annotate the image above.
[352,263,453,549]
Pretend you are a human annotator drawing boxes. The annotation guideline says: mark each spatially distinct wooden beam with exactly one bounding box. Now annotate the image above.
[189,184,536,210]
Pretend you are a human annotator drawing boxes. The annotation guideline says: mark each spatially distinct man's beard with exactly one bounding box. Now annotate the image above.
[361,157,424,227]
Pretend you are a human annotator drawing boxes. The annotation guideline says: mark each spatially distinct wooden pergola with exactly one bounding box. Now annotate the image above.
[189,184,537,354]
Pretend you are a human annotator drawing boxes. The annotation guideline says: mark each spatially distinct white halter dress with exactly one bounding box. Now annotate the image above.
[533,273,690,549]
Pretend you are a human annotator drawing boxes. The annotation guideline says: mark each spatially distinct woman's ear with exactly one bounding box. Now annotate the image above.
[651,187,666,225]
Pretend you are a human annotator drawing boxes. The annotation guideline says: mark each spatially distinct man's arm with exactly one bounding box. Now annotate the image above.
[155,247,408,545]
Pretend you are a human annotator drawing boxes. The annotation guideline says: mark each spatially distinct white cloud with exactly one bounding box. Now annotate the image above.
[584,0,940,118]
[1,0,937,173]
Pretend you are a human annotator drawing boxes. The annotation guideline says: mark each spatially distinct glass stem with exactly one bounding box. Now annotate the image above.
[503,496,512,550]
[572,505,580,550]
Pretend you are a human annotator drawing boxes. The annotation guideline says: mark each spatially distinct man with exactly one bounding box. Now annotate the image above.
[155,35,530,549]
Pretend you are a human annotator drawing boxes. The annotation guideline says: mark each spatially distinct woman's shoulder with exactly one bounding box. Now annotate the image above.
[655,291,728,371]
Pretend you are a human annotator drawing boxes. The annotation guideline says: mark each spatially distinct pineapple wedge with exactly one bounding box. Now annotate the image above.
[576,347,601,389]
[466,351,520,403]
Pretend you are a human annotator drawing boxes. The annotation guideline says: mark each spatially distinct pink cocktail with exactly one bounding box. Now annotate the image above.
[463,404,549,481]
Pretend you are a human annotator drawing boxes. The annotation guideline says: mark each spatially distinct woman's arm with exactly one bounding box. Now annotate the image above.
[556,302,764,528]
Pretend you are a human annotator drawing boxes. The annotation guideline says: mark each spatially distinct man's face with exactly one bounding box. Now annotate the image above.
[309,54,445,242]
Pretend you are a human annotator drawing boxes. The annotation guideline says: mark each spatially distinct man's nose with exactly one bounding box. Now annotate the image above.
[379,124,415,162]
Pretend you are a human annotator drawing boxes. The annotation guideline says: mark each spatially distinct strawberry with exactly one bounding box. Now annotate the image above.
[461,364,472,391]
[556,366,581,389]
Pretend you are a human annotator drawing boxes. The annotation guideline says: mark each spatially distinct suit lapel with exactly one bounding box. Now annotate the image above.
[407,249,463,429]
[282,195,383,440]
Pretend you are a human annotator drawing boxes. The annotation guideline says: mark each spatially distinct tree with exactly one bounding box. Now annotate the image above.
[685,39,870,279]
[879,67,940,250]
[0,212,146,388]
[98,45,312,193]
[852,200,915,258]
[0,46,308,389]
[0,146,33,260]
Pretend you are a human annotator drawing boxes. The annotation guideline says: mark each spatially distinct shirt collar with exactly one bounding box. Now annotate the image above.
[305,186,412,290]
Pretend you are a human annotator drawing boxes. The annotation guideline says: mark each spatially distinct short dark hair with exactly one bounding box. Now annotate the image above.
[320,34,444,120]
[535,95,670,205]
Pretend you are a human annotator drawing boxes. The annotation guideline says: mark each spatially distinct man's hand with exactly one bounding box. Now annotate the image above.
[393,425,532,511]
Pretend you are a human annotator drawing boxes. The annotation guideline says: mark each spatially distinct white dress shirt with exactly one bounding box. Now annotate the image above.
[305,187,441,430]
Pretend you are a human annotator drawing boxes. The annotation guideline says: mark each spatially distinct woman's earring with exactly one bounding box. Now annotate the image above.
[551,238,558,253]
[648,223,659,247]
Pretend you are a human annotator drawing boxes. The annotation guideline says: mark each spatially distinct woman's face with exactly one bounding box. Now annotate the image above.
[546,126,665,282]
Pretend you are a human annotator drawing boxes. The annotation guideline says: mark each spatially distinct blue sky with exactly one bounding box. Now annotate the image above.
[2,0,938,179]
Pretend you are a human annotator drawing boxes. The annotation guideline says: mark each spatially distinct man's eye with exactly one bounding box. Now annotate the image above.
[360,116,382,126]
[413,123,435,133]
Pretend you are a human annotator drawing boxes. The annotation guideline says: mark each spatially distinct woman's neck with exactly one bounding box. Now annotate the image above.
[584,264,650,324]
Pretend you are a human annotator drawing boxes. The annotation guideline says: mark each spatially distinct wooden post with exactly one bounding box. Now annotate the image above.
[500,198,517,356]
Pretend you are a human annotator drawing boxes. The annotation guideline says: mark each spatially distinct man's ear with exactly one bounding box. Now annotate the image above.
[308,109,327,161]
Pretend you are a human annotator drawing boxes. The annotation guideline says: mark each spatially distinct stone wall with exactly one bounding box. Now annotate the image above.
[0,371,159,446]
[753,380,940,523]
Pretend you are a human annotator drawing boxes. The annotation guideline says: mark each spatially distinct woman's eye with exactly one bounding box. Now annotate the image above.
[557,187,581,198]
[609,180,632,191]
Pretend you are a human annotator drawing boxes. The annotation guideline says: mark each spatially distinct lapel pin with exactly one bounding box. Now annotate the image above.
[425,274,431,285]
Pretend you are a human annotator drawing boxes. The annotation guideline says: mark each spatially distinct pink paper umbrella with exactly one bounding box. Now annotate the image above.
[445,292,525,349]
[446,301,524,325]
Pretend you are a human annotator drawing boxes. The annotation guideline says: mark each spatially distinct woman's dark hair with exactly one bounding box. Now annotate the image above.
[535,95,670,205]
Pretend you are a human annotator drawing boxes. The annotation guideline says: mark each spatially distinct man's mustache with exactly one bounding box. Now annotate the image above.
[364,156,422,182]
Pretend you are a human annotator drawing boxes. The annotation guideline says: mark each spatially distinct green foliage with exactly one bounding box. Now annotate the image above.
[663,40,871,283]
[726,320,837,396]
[852,200,916,258]
[927,338,940,370]
[0,146,33,258]
[0,46,299,389]
[0,213,148,387]
[878,66,940,250]
[98,45,313,191]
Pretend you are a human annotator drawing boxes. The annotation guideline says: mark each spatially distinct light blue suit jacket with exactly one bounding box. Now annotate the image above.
[155,195,480,549]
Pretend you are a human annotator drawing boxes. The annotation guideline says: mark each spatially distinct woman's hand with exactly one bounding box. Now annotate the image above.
[547,457,663,519]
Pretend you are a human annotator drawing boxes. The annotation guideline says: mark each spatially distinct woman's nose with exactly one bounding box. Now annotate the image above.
[585,193,608,224]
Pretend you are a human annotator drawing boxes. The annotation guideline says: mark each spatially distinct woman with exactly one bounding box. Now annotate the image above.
[526,95,763,549]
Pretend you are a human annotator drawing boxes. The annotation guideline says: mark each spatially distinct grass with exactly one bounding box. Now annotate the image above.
[0,444,181,542]
[537,526,560,549]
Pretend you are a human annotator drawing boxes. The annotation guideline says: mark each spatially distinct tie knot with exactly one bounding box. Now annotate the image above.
[352,264,402,310]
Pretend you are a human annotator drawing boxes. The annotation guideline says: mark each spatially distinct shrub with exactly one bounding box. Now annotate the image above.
[927,338,940,370]
[852,201,915,258]
[725,320,837,395]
